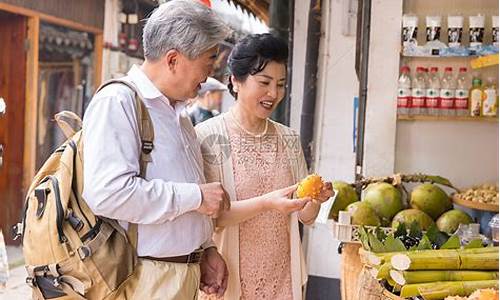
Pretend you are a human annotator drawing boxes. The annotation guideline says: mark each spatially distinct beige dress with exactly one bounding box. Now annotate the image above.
[226,117,294,299]
[196,113,308,300]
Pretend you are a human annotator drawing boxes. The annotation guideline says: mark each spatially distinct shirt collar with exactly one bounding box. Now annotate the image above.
[127,65,164,100]
[127,64,188,115]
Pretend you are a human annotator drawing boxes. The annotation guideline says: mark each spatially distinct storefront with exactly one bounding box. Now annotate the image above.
[0,0,104,243]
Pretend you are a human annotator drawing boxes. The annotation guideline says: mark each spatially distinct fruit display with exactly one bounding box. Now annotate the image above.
[330,174,477,238]
[454,185,499,205]
[346,202,381,226]
[437,209,474,234]
[410,183,453,220]
[328,181,359,220]
[363,182,403,226]
[359,224,499,299]
[392,209,435,231]
[296,174,324,199]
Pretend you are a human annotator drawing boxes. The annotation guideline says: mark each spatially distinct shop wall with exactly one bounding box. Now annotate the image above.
[0,0,104,29]
[290,0,359,279]
[395,0,499,189]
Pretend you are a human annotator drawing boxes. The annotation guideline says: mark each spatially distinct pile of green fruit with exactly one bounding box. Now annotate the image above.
[329,175,474,234]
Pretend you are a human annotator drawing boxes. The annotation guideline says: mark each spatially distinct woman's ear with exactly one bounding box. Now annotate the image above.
[230,75,239,93]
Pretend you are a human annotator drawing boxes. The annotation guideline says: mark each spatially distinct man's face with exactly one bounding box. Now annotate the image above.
[174,46,219,101]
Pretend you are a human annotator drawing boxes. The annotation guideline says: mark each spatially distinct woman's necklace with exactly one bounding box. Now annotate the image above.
[230,109,269,138]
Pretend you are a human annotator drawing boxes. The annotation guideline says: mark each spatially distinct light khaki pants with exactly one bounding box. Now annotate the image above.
[131,258,201,300]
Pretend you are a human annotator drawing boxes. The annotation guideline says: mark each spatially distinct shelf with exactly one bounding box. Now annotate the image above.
[398,115,499,122]
[401,46,499,58]
[471,54,499,69]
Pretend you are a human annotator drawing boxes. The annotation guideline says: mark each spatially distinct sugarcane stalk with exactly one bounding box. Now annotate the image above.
[375,262,391,280]
[366,246,498,267]
[391,251,498,271]
[400,280,499,299]
[390,270,499,285]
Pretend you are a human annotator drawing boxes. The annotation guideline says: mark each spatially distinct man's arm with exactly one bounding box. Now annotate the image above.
[82,91,201,224]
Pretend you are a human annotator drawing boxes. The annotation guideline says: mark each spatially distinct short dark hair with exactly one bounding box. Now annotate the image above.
[227,33,288,97]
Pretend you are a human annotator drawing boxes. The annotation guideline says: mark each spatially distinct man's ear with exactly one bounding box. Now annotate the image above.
[163,49,179,72]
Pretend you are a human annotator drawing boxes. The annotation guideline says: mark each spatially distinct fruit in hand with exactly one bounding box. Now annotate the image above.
[297,174,324,199]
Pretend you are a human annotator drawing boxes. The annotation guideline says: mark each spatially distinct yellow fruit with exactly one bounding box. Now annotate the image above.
[297,174,324,199]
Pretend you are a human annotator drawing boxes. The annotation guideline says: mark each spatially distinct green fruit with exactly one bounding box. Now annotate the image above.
[328,181,359,220]
[362,182,403,226]
[436,209,473,234]
[410,183,452,220]
[391,209,435,230]
[346,202,381,226]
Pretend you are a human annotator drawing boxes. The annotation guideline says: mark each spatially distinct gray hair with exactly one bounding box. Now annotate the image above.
[143,0,231,60]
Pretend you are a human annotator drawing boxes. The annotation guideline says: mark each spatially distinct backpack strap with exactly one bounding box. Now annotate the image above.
[95,79,155,249]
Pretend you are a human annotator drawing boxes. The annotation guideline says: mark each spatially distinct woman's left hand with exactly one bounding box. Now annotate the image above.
[315,181,335,203]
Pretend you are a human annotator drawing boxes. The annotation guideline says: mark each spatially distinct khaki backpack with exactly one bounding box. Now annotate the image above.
[12,79,154,299]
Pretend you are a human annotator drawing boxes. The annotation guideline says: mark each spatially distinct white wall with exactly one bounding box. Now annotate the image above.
[289,0,310,132]
[298,0,359,279]
[396,119,499,188]
[363,0,403,177]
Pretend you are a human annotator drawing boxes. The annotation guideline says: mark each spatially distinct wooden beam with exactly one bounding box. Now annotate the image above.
[0,2,102,34]
[22,15,39,192]
[94,33,104,91]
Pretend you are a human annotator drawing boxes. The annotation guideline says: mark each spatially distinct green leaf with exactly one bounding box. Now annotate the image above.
[440,235,461,249]
[409,221,423,239]
[394,222,407,239]
[425,175,459,191]
[368,232,386,253]
[359,226,371,251]
[416,235,432,250]
[425,224,450,248]
[464,239,484,249]
[375,227,387,243]
[384,235,406,252]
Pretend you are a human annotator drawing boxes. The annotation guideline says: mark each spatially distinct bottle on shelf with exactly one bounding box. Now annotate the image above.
[482,77,498,117]
[455,67,470,116]
[439,67,456,116]
[410,67,427,115]
[397,66,412,115]
[469,76,483,117]
[426,67,440,116]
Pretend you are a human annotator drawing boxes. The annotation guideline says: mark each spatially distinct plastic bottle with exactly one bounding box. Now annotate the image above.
[411,67,426,115]
[426,67,440,116]
[397,66,412,115]
[455,67,470,116]
[469,77,483,117]
[440,67,456,116]
[482,77,498,117]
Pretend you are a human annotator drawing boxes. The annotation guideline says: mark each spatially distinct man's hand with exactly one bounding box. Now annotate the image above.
[198,182,231,218]
[200,247,228,297]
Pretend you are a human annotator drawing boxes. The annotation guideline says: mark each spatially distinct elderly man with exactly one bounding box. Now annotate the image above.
[82,0,231,298]
[187,77,228,125]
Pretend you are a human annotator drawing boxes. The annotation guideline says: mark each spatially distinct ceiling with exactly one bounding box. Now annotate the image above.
[229,0,270,24]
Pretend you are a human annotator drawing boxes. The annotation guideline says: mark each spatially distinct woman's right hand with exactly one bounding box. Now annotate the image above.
[262,184,312,215]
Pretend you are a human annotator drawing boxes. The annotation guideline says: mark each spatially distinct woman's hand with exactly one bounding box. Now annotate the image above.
[315,181,335,203]
[262,184,311,215]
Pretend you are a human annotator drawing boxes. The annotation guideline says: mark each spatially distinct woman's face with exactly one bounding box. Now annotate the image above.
[234,61,286,119]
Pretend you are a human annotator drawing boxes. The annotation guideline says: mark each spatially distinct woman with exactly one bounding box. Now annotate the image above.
[196,33,334,300]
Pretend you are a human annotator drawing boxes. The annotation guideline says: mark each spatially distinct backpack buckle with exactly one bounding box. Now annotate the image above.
[141,140,154,154]
[11,223,23,240]
[35,187,50,218]
[77,245,92,260]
